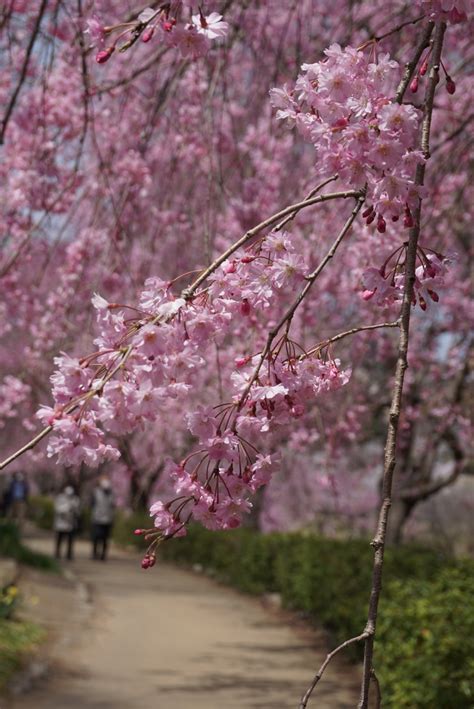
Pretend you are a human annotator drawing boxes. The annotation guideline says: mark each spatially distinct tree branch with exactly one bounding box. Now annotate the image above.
[358,22,447,709]
[305,320,400,357]
[0,0,48,145]
[395,21,434,104]
[183,187,362,299]
[236,191,366,408]
[300,631,369,708]
[0,183,362,471]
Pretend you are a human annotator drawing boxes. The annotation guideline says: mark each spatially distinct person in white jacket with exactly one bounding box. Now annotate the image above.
[90,477,115,561]
[54,485,80,560]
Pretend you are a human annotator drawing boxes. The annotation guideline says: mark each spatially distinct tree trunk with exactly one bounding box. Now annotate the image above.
[385,497,415,545]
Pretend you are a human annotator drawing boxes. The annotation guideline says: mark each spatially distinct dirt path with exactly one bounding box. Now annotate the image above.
[7,536,358,709]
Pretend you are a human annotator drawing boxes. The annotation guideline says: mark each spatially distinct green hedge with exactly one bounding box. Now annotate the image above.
[376,562,474,708]
[28,495,55,531]
[115,517,473,706]
[0,521,58,572]
[29,495,91,535]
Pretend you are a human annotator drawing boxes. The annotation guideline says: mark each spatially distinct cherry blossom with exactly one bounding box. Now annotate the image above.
[272,45,423,227]
[0,1,471,558]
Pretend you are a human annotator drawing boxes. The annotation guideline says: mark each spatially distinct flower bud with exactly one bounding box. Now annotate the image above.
[410,76,419,93]
[96,46,115,64]
[332,116,348,131]
[362,206,374,218]
[240,299,251,316]
[142,27,155,42]
[362,289,376,301]
[419,58,429,76]
[365,212,376,225]
[428,289,439,302]
[162,19,176,32]
[134,529,144,536]
[235,356,251,368]
[376,216,386,234]
[450,8,467,24]
[403,208,414,228]
[446,77,456,95]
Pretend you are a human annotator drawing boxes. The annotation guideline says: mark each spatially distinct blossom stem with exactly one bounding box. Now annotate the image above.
[304,320,400,358]
[237,191,366,410]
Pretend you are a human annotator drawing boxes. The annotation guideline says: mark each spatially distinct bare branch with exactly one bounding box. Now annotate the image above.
[0,0,48,145]
[299,631,369,708]
[395,21,434,104]
[305,320,400,357]
[399,461,465,501]
[358,22,447,709]
[183,187,363,299]
[0,425,53,472]
[274,174,339,231]
[370,668,382,709]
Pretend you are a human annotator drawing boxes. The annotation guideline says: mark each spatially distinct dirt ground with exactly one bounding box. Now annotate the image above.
[4,536,359,709]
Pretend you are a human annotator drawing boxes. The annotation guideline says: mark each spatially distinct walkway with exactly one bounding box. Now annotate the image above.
[7,537,358,709]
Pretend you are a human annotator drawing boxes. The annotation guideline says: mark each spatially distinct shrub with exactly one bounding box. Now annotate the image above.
[28,495,54,531]
[377,562,474,708]
[0,521,58,572]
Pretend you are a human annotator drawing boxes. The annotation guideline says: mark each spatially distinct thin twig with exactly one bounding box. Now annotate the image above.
[431,113,474,153]
[358,22,447,709]
[299,631,369,708]
[0,425,53,471]
[237,191,366,407]
[0,0,48,144]
[370,668,382,709]
[183,189,362,299]
[274,174,339,231]
[374,14,425,42]
[395,21,435,104]
[305,320,400,358]
[0,345,134,471]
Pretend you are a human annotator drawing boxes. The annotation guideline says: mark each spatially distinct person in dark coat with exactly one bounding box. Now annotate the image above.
[7,472,29,530]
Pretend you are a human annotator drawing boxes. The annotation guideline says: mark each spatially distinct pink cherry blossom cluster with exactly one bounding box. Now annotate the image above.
[271,44,424,233]
[36,228,350,549]
[138,345,350,565]
[86,4,228,64]
[415,0,470,23]
[362,246,451,310]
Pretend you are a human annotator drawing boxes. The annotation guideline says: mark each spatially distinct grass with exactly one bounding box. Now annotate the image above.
[0,618,45,690]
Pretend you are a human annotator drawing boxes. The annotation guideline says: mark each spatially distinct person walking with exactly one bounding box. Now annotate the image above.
[7,472,29,530]
[54,485,80,560]
[91,477,115,561]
